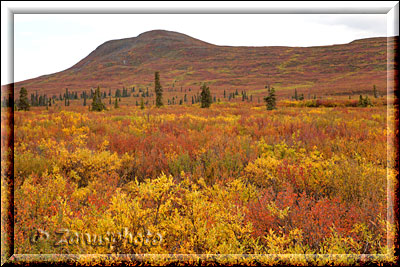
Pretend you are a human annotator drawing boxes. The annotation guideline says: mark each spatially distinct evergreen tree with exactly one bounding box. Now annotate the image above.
[91,86,106,111]
[115,89,121,98]
[1,96,9,107]
[155,71,163,107]
[200,83,212,108]
[114,98,119,109]
[358,95,372,107]
[264,86,277,110]
[373,85,378,98]
[18,87,30,111]
[140,98,145,109]
[30,94,36,106]
[83,95,87,106]
[358,95,364,106]
[294,89,298,100]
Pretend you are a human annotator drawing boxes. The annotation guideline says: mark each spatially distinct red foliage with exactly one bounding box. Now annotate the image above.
[246,183,362,249]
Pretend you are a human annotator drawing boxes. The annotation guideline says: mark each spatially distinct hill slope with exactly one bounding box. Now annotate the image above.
[7,30,398,98]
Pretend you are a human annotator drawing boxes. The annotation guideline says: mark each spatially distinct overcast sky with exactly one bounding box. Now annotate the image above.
[3,2,399,83]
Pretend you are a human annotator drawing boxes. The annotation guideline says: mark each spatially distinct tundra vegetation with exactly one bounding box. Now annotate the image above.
[1,78,397,265]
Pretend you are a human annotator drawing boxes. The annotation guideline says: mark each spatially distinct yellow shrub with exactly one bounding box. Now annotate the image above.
[243,156,280,188]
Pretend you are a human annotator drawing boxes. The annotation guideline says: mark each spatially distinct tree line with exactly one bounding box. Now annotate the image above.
[12,71,381,112]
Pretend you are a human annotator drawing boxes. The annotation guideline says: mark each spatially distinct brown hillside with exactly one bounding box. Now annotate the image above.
[5,30,398,98]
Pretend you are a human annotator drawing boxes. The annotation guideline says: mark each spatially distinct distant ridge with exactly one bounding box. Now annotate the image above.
[6,30,398,98]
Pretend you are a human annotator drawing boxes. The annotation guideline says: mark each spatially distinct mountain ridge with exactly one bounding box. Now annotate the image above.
[5,30,397,98]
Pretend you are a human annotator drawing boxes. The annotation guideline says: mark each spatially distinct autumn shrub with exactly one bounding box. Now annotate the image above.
[246,183,367,251]
[11,104,393,258]
[14,151,52,186]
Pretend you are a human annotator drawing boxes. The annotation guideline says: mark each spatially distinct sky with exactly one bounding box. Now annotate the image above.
[2,2,399,83]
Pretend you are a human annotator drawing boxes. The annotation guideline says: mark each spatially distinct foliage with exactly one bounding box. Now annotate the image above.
[10,103,395,265]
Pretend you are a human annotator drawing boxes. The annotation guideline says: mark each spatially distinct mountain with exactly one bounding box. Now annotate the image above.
[5,30,398,98]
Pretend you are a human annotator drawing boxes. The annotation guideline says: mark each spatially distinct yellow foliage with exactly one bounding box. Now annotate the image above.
[243,156,280,188]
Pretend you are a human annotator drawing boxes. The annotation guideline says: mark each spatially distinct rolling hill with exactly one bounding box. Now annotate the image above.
[4,30,398,99]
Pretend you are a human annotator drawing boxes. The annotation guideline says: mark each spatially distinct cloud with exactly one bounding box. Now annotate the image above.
[308,14,386,36]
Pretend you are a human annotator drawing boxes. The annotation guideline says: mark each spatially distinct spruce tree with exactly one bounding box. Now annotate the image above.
[373,85,378,98]
[155,71,163,107]
[200,83,212,108]
[358,95,372,107]
[114,98,119,109]
[91,86,106,111]
[264,86,277,110]
[18,87,30,111]
[358,95,364,107]
[140,98,145,109]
